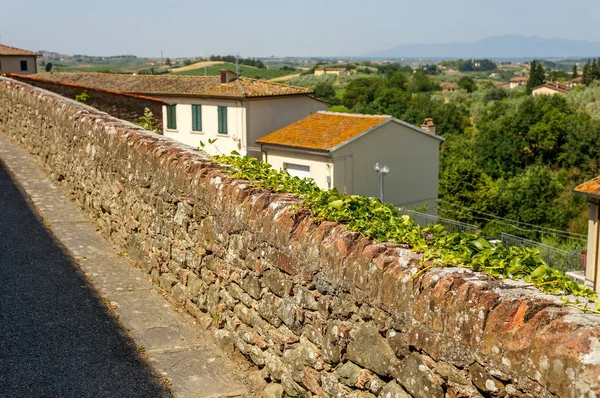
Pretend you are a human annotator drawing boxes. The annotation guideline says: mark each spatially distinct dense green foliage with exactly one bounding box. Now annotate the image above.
[210,153,597,303]
[333,64,600,242]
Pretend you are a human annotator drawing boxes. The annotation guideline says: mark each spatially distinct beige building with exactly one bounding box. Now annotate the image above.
[314,67,351,76]
[575,177,600,292]
[532,82,570,96]
[509,76,528,89]
[0,44,38,75]
[257,112,444,210]
[25,70,328,157]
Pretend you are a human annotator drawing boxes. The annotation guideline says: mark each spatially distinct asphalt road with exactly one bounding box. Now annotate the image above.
[0,161,171,398]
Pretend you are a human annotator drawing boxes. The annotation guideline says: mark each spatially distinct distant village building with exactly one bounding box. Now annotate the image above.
[0,44,38,75]
[531,82,571,96]
[439,82,459,93]
[257,112,444,210]
[574,177,600,293]
[509,76,528,89]
[17,70,328,157]
[570,76,583,87]
[314,67,351,76]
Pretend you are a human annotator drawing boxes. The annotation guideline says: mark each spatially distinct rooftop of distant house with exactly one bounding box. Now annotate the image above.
[257,111,443,152]
[575,176,600,199]
[0,44,39,56]
[440,82,459,89]
[572,76,583,83]
[509,76,529,82]
[13,71,314,99]
[533,82,571,93]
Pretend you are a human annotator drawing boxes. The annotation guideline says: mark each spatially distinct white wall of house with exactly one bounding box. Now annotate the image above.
[586,201,600,292]
[532,86,564,96]
[0,56,37,75]
[247,96,328,157]
[161,98,246,156]
[262,149,333,190]
[332,121,441,212]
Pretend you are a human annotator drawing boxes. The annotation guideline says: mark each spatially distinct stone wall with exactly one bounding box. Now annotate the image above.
[6,74,164,127]
[2,77,600,398]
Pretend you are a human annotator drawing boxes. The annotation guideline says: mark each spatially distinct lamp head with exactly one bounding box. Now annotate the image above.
[381,165,390,174]
[374,163,381,172]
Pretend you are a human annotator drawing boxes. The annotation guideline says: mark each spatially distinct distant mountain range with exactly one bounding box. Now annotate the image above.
[367,35,600,59]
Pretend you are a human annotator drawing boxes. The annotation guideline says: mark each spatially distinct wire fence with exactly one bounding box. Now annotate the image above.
[501,233,585,272]
[398,208,481,235]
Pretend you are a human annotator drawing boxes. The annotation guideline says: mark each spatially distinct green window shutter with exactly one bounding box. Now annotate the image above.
[167,105,177,130]
[218,106,228,134]
[192,105,202,131]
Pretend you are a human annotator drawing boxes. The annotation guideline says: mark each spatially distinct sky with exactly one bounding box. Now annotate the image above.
[2,0,600,58]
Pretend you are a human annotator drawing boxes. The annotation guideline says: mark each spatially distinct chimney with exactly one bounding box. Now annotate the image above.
[220,69,239,84]
[421,118,436,135]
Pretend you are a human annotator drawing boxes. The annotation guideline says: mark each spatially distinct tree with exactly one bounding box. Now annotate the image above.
[342,77,381,109]
[572,64,579,79]
[525,60,545,94]
[312,82,338,104]
[458,76,477,93]
[165,57,172,66]
[407,69,433,93]
[583,61,594,85]
[387,71,408,90]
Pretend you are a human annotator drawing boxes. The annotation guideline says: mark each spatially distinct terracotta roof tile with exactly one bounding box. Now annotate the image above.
[0,44,39,56]
[440,82,459,89]
[533,82,571,93]
[257,112,391,151]
[575,176,600,199]
[509,76,529,82]
[22,72,312,99]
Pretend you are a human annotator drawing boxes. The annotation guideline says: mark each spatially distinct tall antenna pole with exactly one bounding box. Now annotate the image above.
[236,55,240,75]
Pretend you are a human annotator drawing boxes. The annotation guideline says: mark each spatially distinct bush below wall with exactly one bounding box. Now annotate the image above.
[2,77,600,398]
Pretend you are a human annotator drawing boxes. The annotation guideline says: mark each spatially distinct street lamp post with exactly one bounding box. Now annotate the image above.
[373,163,390,202]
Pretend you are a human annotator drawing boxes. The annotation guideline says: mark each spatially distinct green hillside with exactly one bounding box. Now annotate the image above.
[171,62,297,80]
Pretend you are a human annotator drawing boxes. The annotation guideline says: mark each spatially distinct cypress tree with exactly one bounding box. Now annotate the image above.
[526,60,546,94]
[572,64,578,79]
[583,62,593,85]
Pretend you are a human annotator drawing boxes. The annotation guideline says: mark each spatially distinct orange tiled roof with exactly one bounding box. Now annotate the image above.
[572,76,583,83]
[440,82,459,89]
[0,44,38,56]
[575,176,600,199]
[257,112,391,151]
[19,72,313,99]
[509,76,528,82]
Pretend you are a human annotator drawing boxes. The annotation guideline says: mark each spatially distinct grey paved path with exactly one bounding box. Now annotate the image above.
[0,135,249,398]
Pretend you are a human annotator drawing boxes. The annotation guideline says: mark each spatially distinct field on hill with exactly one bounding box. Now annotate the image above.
[171,62,298,79]
[170,61,225,73]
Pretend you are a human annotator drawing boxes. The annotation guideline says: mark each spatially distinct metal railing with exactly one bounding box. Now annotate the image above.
[500,233,585,272]
[398,208,481,235]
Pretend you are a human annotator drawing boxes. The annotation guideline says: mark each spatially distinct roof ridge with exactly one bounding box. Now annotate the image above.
[239,76,313,92]
[0,43,39,56]
[317,111,391,118]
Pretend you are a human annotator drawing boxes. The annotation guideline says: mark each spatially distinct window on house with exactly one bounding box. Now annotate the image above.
[20,60,28,71]
[218,106,228,134]
[166,105,177,130]
[192,105,202,132]
[283,163,311,179]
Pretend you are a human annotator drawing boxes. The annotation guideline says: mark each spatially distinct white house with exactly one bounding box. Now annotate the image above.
[509,76,528,89]
[0,44,38,75]
[26,70,328,157]
[257,112,444,210]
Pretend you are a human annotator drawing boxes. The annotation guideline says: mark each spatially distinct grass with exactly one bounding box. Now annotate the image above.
[171,62,297,79]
